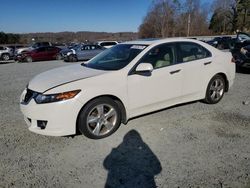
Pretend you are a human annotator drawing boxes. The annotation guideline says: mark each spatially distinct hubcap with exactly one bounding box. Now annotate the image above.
[86,104,117,136]
[3,55,9,60]
[209,79,224,101]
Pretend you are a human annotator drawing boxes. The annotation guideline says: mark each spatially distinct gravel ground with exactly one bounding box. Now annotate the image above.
[0,60,250,188]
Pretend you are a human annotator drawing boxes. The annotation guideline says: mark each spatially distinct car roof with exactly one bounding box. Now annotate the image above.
[123,38,200,45]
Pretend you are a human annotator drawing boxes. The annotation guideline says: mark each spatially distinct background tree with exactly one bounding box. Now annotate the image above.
[138,0,210,38]
[0,32,20,44]
[237,0,250,31]
[209,0,250,34]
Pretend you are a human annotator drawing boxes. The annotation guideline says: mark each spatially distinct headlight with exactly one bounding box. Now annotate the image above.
[67,52,72,56]
[35,90,81,104]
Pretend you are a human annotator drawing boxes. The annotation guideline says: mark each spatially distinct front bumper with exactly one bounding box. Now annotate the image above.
[20,89,83,136]
[14,54,25,62]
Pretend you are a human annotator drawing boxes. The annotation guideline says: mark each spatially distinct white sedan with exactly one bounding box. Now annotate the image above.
[20,38,235,139]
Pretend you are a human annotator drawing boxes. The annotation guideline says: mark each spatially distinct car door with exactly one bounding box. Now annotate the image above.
[88,45,103,59]
[46,47,58,60]
[127,43,183,115]
[32,47,47,61]
[77,45,92,60]
[176,42,212,100]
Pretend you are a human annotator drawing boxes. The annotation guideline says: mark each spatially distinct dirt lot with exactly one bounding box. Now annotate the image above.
[0,60,250,188]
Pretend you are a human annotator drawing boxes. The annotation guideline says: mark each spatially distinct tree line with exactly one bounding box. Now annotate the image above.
[138,0,250,38]
[0,31,137,44]
[209,0,250,34]
[0,32,20,44]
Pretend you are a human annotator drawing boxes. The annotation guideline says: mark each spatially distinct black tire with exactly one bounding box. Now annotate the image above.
[77,97,122,139]
[2,54,10,61]
[25,56,33,63]
[204,74,225,104]
[69,55,77,62]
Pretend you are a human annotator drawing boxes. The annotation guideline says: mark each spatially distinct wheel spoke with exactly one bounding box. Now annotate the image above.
[214,80,219,88]
[87,115,99,124]
[210,85,216,91]
[93,122,102,135]
[218,84,223,91]
[96,105,104,116]
[104,108,115,119]
[211,91,216,99]
[104,121,113,130]
[215,92,220,100]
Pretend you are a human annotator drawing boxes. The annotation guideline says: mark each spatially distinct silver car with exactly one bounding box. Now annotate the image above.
[64,44,104,62]
[0,46,13,61]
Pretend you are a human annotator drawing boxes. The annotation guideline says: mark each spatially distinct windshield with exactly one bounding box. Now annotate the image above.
[82,44,147,70]
[238,33,250,41]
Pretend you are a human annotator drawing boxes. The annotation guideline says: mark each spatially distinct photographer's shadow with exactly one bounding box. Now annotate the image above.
[103,130,162,188]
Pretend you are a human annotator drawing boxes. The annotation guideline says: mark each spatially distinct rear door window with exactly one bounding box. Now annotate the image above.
[176,42,211,63]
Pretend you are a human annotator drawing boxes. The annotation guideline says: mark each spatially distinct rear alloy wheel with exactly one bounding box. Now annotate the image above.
[25,56,33,63]
[2,54,10,61]
[78,97,121,139]
[204,75,225,104]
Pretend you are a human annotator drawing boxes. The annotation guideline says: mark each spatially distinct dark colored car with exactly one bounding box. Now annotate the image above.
[233,45,250,69]
[16,46,61,62]
[206,36,234,50]
[231,32,250,54]
[231,32,250,69]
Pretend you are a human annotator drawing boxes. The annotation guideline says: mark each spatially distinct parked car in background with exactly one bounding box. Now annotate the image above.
[0,46,13,61]
[96,41,118,49]
[7,45,26,56]
[58,43,84,60]
[15,42,52,55]
[206,36,233,50]
[231,32,250,59]
[20,38,235,139]
[64,44,104,62]
[233,45,250,69]
[15,46,61,62]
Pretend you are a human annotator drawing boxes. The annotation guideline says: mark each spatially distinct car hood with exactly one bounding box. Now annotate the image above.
[16,47,32,54]
[28,64,107,93]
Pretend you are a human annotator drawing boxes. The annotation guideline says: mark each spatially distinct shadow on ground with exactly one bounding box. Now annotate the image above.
[103,130,162,188]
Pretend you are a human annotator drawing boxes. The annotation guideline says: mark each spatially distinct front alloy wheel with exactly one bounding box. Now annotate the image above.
[78,97,121,139]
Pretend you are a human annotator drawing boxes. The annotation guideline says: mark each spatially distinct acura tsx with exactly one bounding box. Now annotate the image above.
[20,38,235,139]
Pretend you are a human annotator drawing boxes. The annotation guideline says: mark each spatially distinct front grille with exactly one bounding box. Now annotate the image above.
[23,89,38,103]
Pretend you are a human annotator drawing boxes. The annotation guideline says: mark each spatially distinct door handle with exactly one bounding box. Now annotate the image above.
[170,69,181,74]
[204,61,212,65]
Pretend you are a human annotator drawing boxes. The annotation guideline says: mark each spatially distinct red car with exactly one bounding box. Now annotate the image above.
[16,46,61,62]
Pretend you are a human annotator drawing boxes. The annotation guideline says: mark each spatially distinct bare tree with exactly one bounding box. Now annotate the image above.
[138,0,210,38]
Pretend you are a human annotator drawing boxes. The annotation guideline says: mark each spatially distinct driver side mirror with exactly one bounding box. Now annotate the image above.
[134,63,153,76]
[136,63,153,73]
